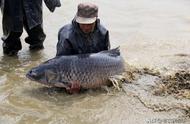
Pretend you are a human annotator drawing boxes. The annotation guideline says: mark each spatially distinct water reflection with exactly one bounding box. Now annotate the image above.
[23,87,107,105]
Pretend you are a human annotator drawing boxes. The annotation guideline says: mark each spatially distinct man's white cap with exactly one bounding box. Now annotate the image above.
[76,3,98,24]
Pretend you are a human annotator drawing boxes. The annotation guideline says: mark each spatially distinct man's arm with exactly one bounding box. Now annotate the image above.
[56,39,73,56]
[105,31,111,50]
[56,29,73,56]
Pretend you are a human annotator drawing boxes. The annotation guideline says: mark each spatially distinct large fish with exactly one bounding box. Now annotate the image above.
[26,47,125,93]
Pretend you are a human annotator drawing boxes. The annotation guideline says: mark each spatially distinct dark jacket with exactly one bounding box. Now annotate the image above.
[0,0,60,33]
[56,18,110,56]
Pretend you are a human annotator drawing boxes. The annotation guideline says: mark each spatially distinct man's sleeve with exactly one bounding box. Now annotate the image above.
[105,31,111,50]
[44,0,61,12]
[56,29,73,56]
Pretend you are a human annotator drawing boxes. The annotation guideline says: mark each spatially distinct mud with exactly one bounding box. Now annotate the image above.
[121,64,190,118]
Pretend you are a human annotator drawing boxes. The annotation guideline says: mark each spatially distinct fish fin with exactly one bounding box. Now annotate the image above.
[51,80,71,90]
[42,57,57,64]
[54,83,67,88]
[45,70,57,83]
[100,46,120,57]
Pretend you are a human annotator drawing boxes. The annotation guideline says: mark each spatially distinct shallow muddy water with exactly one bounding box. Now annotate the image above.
[0,0,190,124]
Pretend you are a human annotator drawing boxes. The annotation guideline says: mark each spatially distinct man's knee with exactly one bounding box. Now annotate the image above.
[25,25,46,45]
[25,25,46,50]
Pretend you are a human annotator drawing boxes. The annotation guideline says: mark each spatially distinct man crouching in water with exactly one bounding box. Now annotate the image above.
[56,3,111,93]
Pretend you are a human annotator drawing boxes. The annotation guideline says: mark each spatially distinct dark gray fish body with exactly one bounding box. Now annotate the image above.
[26,48,125,89]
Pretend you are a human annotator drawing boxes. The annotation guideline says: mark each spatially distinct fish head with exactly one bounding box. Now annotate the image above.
[26,63,59,86]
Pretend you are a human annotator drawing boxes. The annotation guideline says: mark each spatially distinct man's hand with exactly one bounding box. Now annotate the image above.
[44,0,61,12]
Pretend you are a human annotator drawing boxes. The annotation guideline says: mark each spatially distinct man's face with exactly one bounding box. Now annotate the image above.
[79,22,96,34]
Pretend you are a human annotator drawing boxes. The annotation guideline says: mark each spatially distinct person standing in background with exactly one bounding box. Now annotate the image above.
[0,0,61,56]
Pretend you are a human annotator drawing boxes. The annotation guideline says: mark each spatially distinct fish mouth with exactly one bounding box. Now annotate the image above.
[26,72,35,81]
[26,70,38,80]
